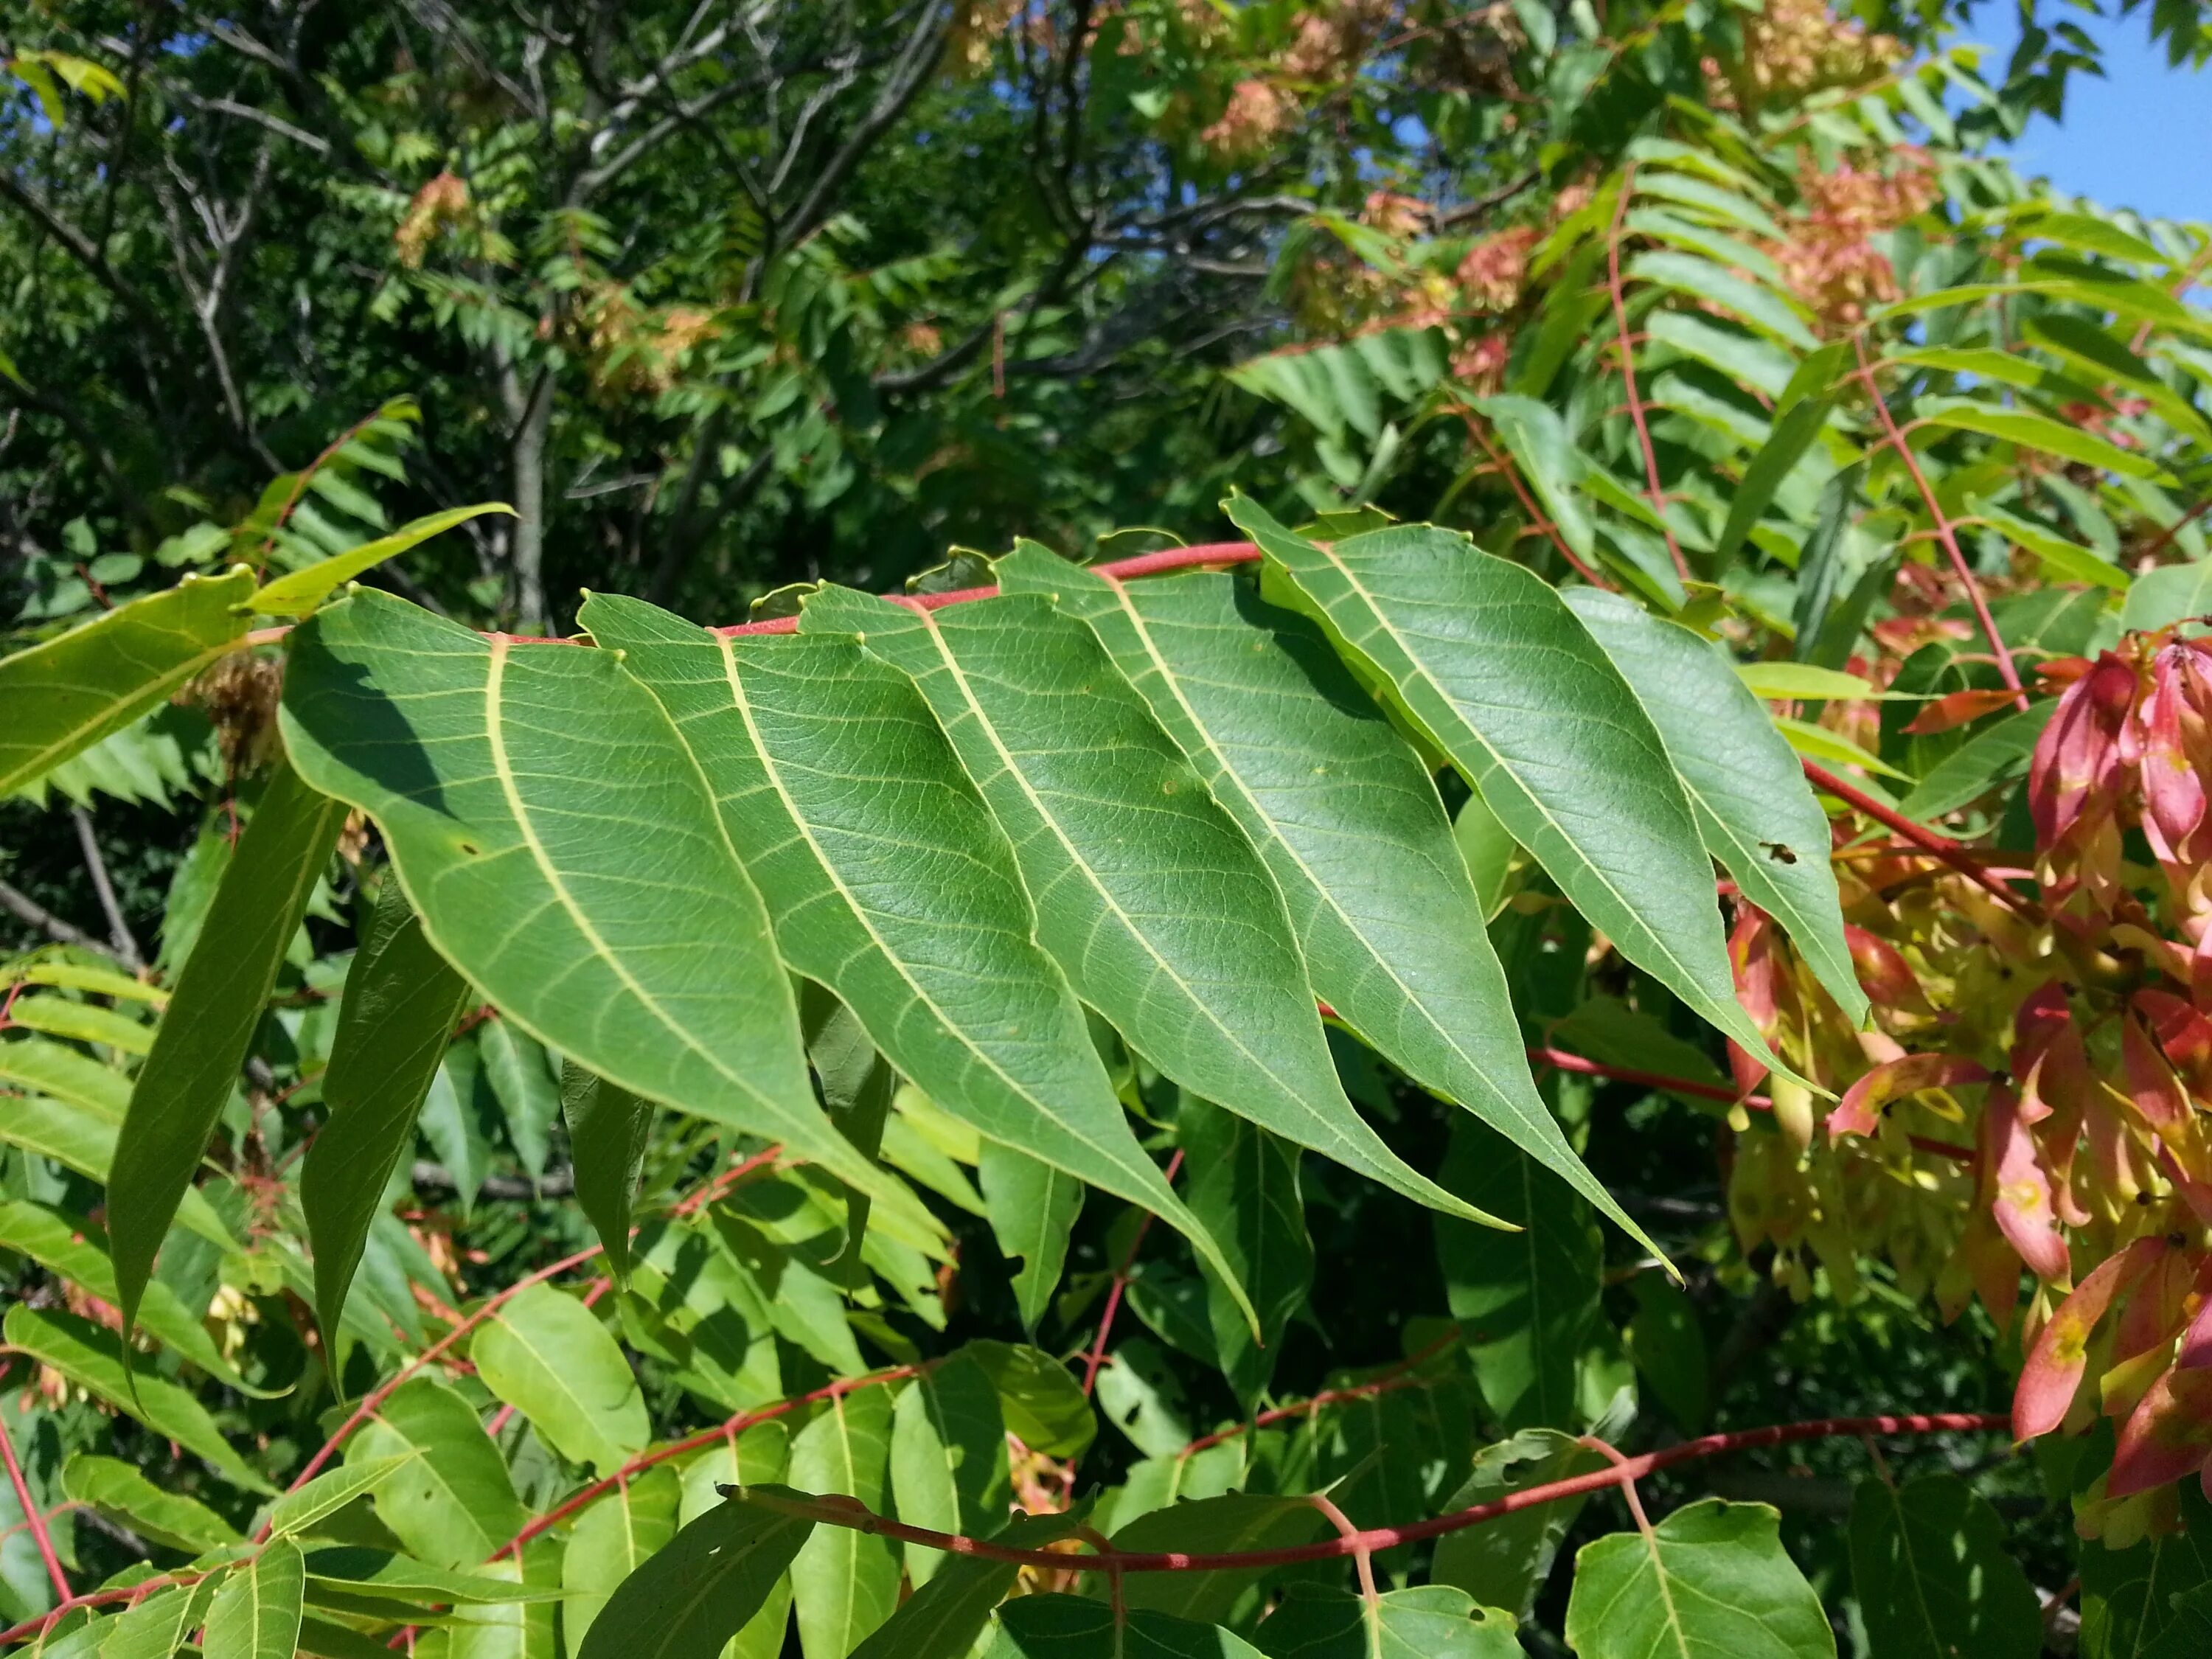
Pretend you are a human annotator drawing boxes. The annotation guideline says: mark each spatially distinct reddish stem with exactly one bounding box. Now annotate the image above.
[1458,411,1612,587]
[733,1411,2008,1573]
[1082,1150,1185,1397]
[712,543,1266,639]
[1851,336,2028,712]
[267,1242,605,1528]
[1607,169,1691,582]
[501,1363,921,1551]
[1176,1332,1460,1459]
[0,1366,69,1603]
[1800,759,2040,920]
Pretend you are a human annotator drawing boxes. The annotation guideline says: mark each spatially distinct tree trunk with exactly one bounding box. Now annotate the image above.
[500,357,554,634]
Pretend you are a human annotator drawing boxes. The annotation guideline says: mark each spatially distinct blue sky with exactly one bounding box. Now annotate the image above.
[1963,7,2212,224]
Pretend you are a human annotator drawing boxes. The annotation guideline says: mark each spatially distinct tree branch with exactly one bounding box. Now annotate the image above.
[780,1,947,247]
[0,877,103,955]
[70,808,143,971]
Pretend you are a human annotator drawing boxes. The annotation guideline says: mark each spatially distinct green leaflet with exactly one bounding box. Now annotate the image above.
[580,595,1236,1301]
[3,992,153,1054]
[246,503,514,616]
[0,1199,273,1394]
[991,1596,1270,1659]
[349,1376,526,1567]
[561,1465,680,1659]
[787,1383,900,1659]
[978,1140,1083,1332]
[560,1060,653,1281]
[1113,1495,1332,1626]
[1713,394,1834,571]
[61,1453,241,1552]
[1915,397,2168,481]
[1231,501,1794,1080]
[0,566,253,796]
[1848,1475,2039,1659]
[266,1455,418,1540]
[2079,1484,2212,1659]
[995,548,1651,1252]
[797,582,1484,1225]
[1564,1499,1835,1659]
[849,1511,1090,1659]
[1562,591,1865,1024]
[276,591,906,1219]
[2,1305,272,1492]
[801,986,894,1262]
[204,1540,305,1659]
[104,1577,221,1659]
[2145,1587,2212,1659]
[1251,1585,1521,1659]
[966,1341,1096,1458]
[0,1093,232,1248]
[888,1352,1011,1585]
[575,1493,813,1659]
[449,1539,560,1659]
[1470,394,1597,566]
[0,1034,130,1119]
[1436,1117,1602,1432]
[206,1546,305,1659]
[2121,560,2212,634]
[1896,703,2057,821]
[303,877,473,1357]
[111,756,346,1345]
[1177,1096,1310,1411]
[479,1017,561,1178]
[1431,1431,1608,1618]
[469,1282,649,1474]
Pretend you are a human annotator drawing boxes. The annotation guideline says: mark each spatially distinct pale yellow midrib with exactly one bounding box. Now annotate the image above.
[911,611,1346,1147]
[480,639,790,1130]
[713,637,1152,1193]
[1101,577,1527,1116]
[1320,555,1712,997]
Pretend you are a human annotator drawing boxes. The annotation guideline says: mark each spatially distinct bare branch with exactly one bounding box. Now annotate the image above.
[0,877,104,956]
[72,808,145,972]
[781,1,948,247]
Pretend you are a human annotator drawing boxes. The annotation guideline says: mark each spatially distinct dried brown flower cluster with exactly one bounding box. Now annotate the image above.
[394,170,470,268]
[1455,225,1537,312]
[1705,0,1905,114]
[1773,150,1938,328]
[563,283,720,397]
[184,650,285,772]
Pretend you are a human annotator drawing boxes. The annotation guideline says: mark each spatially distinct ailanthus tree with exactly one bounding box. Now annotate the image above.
[6,4,2212,1659]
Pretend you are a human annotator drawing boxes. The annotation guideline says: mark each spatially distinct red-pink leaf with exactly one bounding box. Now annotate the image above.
[1986,1085,2071,1284]
[1846,925,1930,1015]
[2013,1237,2167,1440]
[1831,1054,1990,1141]
[2122,1016,2190,1133]
[2110,1361,2212,1498]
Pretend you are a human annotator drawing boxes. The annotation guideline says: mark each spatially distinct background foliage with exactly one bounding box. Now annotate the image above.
[6,1,2212,1657]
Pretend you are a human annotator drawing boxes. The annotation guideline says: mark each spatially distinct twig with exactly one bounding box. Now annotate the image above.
[268,1242,605,1522]
[1851,335,2028,712]
[0,1364,71,1603]
[70,809,142,971]
[0,878,102,954]
[1800,760,2041,920]
[1455,408,1611,586]
[1081,1150,1183,1397]
[1606,169,1690,582]
[728,1412,2010,1573]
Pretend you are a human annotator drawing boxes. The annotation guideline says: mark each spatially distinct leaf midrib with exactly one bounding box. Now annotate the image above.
[709,635,1165,1203]
[1318,550,1713,1000]
[479,640,798,1142]
[1099,575,1546,1147]
[908,611,1366,1164]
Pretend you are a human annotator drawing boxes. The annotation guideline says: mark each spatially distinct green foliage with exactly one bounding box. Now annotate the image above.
[4,3,2211,1658]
